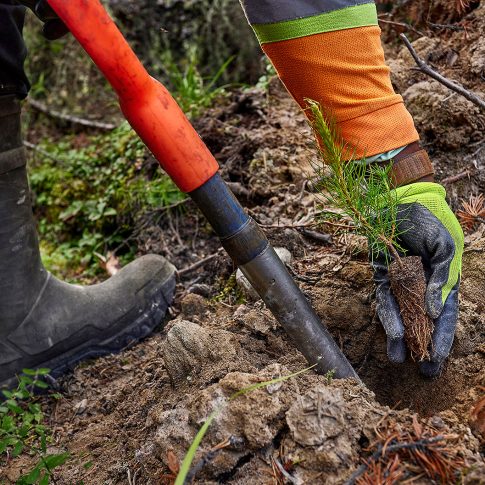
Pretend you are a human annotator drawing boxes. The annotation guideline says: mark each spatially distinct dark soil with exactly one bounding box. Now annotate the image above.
[2,4,485,483]
[389,255,434,361]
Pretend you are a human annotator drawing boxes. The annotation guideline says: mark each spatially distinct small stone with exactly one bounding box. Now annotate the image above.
[180,293,208,318]
[236,269,259,300]
[236,247,293,300]
[274,247,293,265]
[73,399,88,415]
[187,283,211,298]
[430,416,446,429]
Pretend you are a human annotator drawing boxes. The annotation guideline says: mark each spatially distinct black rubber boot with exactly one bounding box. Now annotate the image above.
[0,96,176,390]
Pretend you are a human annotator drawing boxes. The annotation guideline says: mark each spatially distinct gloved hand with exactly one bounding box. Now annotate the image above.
[372,182,464,377]
[17,0,68,40]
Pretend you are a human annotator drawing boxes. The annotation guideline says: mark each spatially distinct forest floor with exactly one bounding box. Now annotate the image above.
[2,3,485,484]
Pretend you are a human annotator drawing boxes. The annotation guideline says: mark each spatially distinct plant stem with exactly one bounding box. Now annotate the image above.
[380,236,403,267]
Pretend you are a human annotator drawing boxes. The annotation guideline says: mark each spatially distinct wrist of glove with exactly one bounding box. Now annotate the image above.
[18,0,68,40]
[372,182,464,377]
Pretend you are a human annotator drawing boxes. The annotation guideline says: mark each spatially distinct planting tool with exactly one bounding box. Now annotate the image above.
[45,0,359,380]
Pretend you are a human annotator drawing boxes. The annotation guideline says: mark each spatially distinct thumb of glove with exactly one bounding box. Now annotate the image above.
[425,235,455,319]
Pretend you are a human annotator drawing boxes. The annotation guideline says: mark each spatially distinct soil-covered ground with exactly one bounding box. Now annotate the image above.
[2,3,485,484]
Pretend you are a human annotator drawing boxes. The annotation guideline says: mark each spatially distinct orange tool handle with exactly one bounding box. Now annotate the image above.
[46,0,219,193]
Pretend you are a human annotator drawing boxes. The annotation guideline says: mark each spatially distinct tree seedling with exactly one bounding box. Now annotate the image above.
[307,100,433,361]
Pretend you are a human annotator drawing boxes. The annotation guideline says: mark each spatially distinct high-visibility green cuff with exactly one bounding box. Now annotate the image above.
[252,3,378,44]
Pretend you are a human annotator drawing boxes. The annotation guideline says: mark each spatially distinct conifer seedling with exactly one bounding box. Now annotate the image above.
[307,100,433,361]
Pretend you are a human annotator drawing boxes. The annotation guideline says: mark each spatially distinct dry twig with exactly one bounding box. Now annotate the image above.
[27,98,117,130]
[400,34,485,111]
[23,140,61,162]
[300,229,333,244]
[427,21,465,32]
[377,16,425,36]
[260,221,315,229]
[441,170,473,185]
[177,249,224,277]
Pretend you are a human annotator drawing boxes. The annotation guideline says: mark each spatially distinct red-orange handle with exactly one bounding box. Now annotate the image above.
[46,0,219,192]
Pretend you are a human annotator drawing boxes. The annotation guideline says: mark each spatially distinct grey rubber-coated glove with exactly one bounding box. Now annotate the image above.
[18,0,68,39]
[371,183,464,377]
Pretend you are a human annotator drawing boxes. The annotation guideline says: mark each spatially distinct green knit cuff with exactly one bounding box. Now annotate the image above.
[252,3,378,44]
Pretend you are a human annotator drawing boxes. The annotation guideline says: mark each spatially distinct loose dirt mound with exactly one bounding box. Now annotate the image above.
[6,79,482,481]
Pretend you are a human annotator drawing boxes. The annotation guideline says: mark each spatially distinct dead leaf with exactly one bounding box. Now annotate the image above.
[95,251,121,276]
[105,252,121,276]
[167,450,180,475]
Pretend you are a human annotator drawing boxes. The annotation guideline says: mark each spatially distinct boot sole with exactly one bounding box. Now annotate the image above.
[0,276,175,391]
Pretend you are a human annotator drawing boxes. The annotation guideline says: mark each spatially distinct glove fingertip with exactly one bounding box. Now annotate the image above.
[425,286,443,320]
[387,338,407,364]
[419,361,443,378]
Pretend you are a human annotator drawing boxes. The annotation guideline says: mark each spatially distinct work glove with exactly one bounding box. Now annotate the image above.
[372,182,464,377]
[17,0,68,40]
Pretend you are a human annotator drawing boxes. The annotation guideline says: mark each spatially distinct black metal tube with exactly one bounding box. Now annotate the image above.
[240,245,359,379]
[190,173,359,380]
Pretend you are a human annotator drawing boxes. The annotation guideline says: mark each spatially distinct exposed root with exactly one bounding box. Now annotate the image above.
[389,256,434,361]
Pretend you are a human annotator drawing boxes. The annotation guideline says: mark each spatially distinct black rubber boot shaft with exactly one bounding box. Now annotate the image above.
[0,96,176,389]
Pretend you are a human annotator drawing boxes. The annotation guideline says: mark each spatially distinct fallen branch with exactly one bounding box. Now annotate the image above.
[400,34,485,111]
[27,98,117,130]
[441,170,472,185]
[300,228,333,244]
[23,140,61,162]
[177,249,224,277]
[378,17,425,36]
[427,21,465,32]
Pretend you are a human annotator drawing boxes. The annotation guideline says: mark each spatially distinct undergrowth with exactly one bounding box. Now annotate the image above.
[1,370,68,484]
[28,123,185,280]
[26,24,235,281]
[161,47,235,118]
[212,273,246,306]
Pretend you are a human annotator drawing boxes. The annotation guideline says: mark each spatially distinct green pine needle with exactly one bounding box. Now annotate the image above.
[306,99,405,262]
